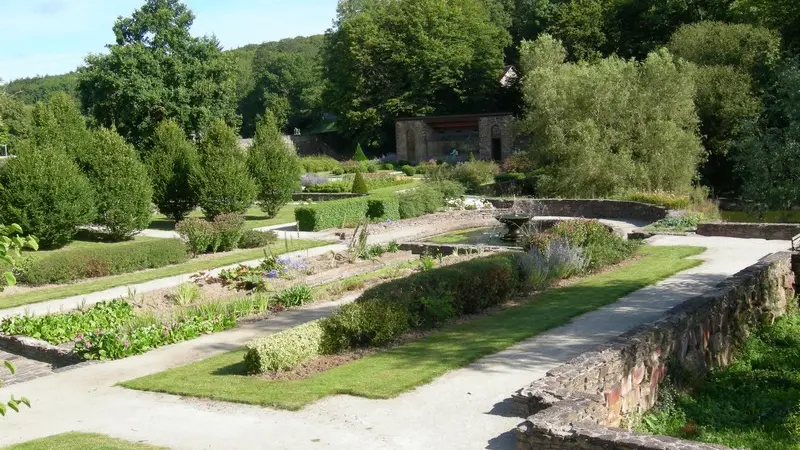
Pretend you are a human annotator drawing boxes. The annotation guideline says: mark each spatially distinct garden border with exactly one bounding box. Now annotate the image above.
[513,251,798,450]
[696,222,800,240]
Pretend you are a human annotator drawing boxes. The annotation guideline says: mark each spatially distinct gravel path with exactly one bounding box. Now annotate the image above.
[0,235,789,449]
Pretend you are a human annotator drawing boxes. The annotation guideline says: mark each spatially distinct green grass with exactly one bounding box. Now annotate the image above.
[149,205,299,231]
[636,312,800,450]
[369,181,422,195]
[428,227,496,244]
[121,245,704,410]
[721,210,800,224]
[2,432,165,450]
[0,239,330,310]
[19,231,158,260]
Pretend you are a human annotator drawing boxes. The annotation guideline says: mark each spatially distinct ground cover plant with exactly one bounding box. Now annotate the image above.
[3,432,165,450]
[645,212,707,233]
[121,245,704,410]
[636,311,800,450]
[0,239,327,310]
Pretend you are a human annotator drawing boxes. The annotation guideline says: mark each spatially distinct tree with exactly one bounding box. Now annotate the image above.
[193,119,257,218]
[323,0,511,149]
[3,73,79,105]
[28,92,92,160]
[353,144,368,162]
[730,0,800,52]
[247,112,302,218]
[81,128,153,240]
[351,171,369,194]
[736,58,800,210]
[519,35,703,197]
[0,94,32,150]
[78,0,239,147]
[144,120,200,222]
[0,142,96,248]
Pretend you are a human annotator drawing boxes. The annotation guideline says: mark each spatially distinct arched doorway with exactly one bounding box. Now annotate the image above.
[406,129,416,162]
[491,125,502,162]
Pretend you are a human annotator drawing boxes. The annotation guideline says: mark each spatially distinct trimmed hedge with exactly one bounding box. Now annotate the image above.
[367,196,400,221]
[300,155,342,173]
[295,197,370,231]
[398,185,444,219]
[243,321,325,373]
[304,181,351,193]
[358,253,520,325]
[320,300,412,354]
[19,239,189,285]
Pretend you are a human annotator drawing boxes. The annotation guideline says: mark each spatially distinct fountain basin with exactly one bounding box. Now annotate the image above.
[496,213,533,242]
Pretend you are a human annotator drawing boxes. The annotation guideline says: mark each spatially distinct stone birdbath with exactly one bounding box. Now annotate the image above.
[496,213,533,242]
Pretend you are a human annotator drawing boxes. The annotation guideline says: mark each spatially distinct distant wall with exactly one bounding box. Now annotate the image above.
[488,199,668,223]
[697,222,800,240]
[288,134,348,159]
[292,192,366,202]
[514,252,797,450]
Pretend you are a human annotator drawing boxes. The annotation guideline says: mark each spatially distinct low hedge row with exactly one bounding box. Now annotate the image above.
[243,254,523,373]
[19,239,189,285]
[294,195,400,231]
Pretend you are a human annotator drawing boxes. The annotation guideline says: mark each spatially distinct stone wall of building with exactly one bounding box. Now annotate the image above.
[488,199,668,223]
[478,115,514,161]
[697,222,800,241]
[395,121,431,163]
[514,252,797,450]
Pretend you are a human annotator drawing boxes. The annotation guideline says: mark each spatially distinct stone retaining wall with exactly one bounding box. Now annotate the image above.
[0,334,84,367]
[488,199,668,223]
[697,222,800,240]
[514,252,796,450]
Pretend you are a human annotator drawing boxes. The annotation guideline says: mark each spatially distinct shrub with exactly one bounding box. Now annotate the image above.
[503,152,535,173]
[353,144,368,161]
[0,143,96,248]
[295,197,370,231]
[248,113,303,218]
[300,173,328,188]
[415,160,438,174]
[428,180,466,200]
[341,160,362,173]
[451,160,498,193]
[367,196,400,220]
[80,128,153,240]
[517,238,588,290]
[300,155,342,173]
[274,284,313,307]
[238,230,278,249]
[351,171,369,194]
[18,239,188,285]
[176,218,217,255]
[362,174,414,191]
[359,253,520,324]
[320,300,412,353]
[213,213,246,252]
[331,167,345,175]
[194,119,257,219]
[646,212,706,232]
[401,165,416,176]
[144,119,199,222]
[530,220,640,271]
[382,163,394,171]
[170,283,201,306]
[495,172,526,183]
[398,185,445,219]
[614,191,690,209]
[243,321,325,373]
[304,181,351,193]
[366,162,379,173]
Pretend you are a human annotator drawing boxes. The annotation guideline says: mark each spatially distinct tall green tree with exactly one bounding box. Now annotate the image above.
[28,93,92,160]
[144,120,200,221]
[78,0,239,147]
[81,128,153,240]
[323,0,511,149]
[519,35,703,197]
[193,119,257,218]
[0,94,32,150]
[731,0,800,52]
[247,113,302,218]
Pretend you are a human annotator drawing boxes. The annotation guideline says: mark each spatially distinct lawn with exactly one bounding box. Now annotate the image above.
[636,312,800,450]
[149,205,299,231]
[0,239,330,310]
[122,245,704,410]
[721,209,800,223]
[369,180,422,195]
[428,227,498,245]
[3,432,164,450]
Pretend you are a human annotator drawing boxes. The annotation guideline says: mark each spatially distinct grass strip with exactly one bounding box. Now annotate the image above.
[2,432,165,450]
[121,245,704,410]
[0,240,331,310]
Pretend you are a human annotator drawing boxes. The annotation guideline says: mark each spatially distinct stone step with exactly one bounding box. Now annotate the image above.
[0,349,55,387]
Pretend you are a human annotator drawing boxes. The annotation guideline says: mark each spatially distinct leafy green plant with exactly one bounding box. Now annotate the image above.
[274,284,313,307]
[418,255,436,271]
[238,230,278,249]
[646,212,706,232]
[212,213,246,252]
[451,160,498,193]
[320,299,412,354]
[382,163,394,171]
[176,218,217,255]
[387,240,400,252]
[401,165,416,176]
[169,283,201,306]
[398,185,445,219]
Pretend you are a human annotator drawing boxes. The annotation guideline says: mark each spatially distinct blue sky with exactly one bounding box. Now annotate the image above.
[0,0,338,82]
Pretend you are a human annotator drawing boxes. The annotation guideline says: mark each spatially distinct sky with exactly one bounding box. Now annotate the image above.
[0,0,338,82]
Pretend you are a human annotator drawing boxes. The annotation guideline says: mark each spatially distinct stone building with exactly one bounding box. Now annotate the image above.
[395,113,514,163]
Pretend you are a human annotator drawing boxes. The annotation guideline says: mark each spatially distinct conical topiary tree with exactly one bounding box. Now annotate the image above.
[0,142,96,248]
[193,119,257,219]
[144,120,200,222]
[353,144,368,162]
[248,112,303,218]
[469,151,476,162]
[81,128,153,240]
[351,170,369,194]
